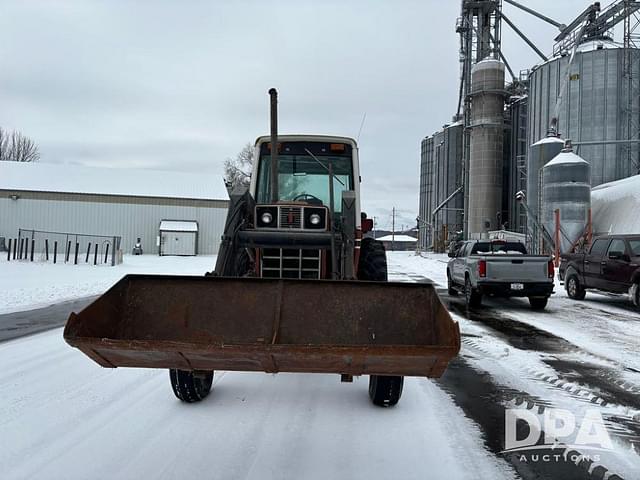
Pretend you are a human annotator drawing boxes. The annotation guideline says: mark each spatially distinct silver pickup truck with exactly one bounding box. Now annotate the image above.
[447,240,555,310]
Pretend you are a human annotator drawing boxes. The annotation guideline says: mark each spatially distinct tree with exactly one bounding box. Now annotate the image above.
[0,127,40,162]
[224,142,253,190]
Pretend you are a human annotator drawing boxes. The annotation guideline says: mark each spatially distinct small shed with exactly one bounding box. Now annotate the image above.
[159,220,199,256]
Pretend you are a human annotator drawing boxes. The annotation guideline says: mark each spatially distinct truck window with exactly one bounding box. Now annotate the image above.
[606,239,626,256]
[589,239,610,257]
[470,241,527,255]
[630,240,640,256]
[472,242,492,254]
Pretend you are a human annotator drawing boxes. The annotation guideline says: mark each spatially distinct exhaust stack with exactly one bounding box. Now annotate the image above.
[269,88,279,203]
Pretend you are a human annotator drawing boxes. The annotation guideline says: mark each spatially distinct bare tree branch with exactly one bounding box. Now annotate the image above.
[0,127,40,162]
[224,142,253,189]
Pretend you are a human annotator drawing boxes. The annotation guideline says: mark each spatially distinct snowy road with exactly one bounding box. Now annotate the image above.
[1,252,639,479]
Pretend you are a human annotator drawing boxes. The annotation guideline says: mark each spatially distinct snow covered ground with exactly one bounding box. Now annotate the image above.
[1,251,638,479]
[0,254,217,315]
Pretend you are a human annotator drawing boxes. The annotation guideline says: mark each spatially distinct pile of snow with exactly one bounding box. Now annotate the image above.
[0,254,216,315]
[591,174,640,235]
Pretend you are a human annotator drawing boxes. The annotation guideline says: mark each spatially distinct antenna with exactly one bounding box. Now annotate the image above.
[357,112,367,142]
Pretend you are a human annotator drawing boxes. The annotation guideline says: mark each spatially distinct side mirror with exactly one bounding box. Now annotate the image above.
[608,251,624,260]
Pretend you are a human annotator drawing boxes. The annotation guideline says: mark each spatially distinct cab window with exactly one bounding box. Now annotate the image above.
[606,239,626,257]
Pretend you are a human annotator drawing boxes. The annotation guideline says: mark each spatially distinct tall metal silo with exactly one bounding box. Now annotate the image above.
[527,133,565,247]
[541,141,591,253]
[528,41,640,188]
[468,59,506,237]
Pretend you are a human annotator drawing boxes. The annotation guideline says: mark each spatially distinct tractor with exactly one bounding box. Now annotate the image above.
[64,89,460,407]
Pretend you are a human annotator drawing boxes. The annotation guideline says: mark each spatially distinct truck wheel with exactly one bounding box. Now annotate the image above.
[358,238,387,281]
[169,369,214,403]
[566,275,586,300]
[447,271,458,296]
[359,240,404,407]
[529,297,548,310]
[369,375,403,407]
[465,276,482,308]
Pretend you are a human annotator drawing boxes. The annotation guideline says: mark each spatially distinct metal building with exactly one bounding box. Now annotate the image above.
[419,122,464,251]
[504,93,529,234]
[528,40,640,188]
[0,162,229,256]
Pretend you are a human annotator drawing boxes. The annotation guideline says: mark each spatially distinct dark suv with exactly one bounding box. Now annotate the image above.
[559,235,640,309]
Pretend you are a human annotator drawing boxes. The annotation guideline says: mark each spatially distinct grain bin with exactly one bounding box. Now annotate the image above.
[542,140,591,253]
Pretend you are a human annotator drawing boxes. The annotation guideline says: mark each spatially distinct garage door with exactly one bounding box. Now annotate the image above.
[160,231,196,256]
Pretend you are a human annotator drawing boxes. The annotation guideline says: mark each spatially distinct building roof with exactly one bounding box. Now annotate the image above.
[376,234,417,242]
[0,161,228,201]
[159,220,198,232]
[544,150,589,167]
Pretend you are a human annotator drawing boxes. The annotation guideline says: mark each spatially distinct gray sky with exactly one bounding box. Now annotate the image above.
[0,1,606,230]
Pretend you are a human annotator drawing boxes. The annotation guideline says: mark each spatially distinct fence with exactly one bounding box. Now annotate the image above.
[4,229,123,266]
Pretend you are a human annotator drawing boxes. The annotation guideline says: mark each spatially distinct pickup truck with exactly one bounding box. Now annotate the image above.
[447,240,555,310]
[559,234,640,309]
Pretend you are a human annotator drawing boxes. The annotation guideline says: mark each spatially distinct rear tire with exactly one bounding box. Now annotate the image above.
[447,271,458,296]
[359,239,404,407]
[529,297,548,311]
[465,276,482,308]
[369,375,404,407]
[170,369,214,403]
[566,275,586,300]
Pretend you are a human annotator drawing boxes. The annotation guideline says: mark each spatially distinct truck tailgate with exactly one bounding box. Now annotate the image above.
[484,256,550,283]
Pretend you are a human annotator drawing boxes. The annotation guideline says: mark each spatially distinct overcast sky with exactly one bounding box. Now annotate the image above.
[0,1,608,230]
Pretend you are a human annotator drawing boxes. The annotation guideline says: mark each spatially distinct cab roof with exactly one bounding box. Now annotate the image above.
[254,134,357,148]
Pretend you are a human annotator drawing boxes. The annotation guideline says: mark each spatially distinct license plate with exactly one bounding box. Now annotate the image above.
[510,283,524,291]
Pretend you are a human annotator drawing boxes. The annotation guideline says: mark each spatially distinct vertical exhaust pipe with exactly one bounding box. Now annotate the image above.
[269,88,279,203]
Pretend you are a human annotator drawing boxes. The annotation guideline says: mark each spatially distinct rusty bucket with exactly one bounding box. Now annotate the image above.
[64,275,460,377]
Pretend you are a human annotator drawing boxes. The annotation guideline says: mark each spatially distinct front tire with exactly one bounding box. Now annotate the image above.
[359,239,404,407]
[566,275,586,300]
[170,369,214,403]
[529,297,548,310]
[369,375,404,407]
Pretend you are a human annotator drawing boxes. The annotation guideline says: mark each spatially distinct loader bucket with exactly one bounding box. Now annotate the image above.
[64,275,460,377]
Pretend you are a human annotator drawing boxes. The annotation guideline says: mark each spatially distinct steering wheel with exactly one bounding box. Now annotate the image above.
[293,193,323,205]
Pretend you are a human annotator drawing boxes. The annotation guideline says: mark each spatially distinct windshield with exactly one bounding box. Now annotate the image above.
[256,154,353,211]
[471,242,527,255]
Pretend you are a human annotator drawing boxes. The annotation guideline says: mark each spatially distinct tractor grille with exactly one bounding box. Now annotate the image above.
[261,248,321,279]
[279,207,302,229]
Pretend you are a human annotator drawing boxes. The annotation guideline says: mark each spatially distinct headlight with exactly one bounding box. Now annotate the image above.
[261,212,273,225]
[309,213,321,225]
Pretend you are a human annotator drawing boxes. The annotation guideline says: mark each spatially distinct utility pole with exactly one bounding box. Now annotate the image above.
[392,207,396,251]
[373,216,377,239]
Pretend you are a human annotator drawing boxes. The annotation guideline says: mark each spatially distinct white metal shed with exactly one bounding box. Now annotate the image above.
[159,220,199,256]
